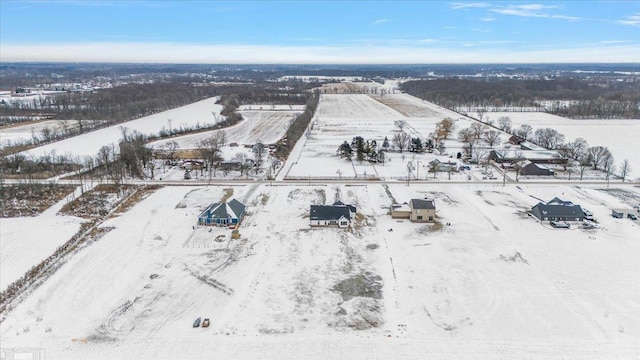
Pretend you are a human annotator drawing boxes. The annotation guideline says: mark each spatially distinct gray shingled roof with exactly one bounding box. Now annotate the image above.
[532,198,584,220]
[200,198,246,220]
[310,205,351,221]
[410,199,436,210]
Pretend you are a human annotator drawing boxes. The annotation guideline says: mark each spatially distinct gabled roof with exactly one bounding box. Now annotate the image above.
[532,198,583,219]
[310,205,351,221]
[200,198,246,220]
[410,199,436,210]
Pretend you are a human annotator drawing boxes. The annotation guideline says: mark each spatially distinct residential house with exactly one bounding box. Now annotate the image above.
[428,159,458,172]
[410,198,436,222]
[198,199,246,226]
[489,149,567,165]
[531,197,584,222]
[310,201,356,228]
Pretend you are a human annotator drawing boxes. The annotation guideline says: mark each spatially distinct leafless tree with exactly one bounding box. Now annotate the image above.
[162,140,179,165]
[197,131,226,178]
[483,130,501,148]
[252,141,266,167]
[470,122,488,140]
[472,146,488,165]
[392,132,411,153]
[394,120,408,132]
[587,146,612,170]
[618,159,631,182]
[435,118,456,139]
[516,124,533,141]
[497,116,512,133]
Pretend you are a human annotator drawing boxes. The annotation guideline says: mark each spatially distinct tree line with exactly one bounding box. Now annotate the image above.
[401,78,640,118]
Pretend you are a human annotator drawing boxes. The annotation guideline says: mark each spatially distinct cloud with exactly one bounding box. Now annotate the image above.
[2,42,639,64]
[480,17,496,22]
[491,4,560,18]
[618,13,640,26]
[449,2,491,10]
[372,19,389,25]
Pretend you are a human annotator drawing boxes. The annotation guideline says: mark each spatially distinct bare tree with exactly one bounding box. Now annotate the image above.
[472,146,488,165]
[497,116,512,133]
[392,132,411,153]
[534,128,565,149]
[252,141,266,167]
[197,131,226,178]
[618,159,631,182]
[483,130,501,148]
[587,146,612,170]
[162,140,179,165]
[470,122,488,140]
[516,124,533,141]
[394,120,408,132]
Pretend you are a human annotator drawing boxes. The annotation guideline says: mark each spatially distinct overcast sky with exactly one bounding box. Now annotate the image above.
[1,0,639,63]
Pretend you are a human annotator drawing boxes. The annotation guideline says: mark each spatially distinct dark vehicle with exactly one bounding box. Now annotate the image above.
[193,317,201,327]
[628,213,638,220]
[202,318,210,328]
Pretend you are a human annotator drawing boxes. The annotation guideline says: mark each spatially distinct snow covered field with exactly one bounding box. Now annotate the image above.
[1,183,639,359]
[0,188,84,289]
[282,93,483,180]
[151,109,298,150]
[18,97,222,159]
[479,112,640,180]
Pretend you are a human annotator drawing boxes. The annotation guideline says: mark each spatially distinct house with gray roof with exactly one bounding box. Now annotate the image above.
[520,161,554,176]
[531,197,584,222]
[409,198,436,222]
[310,201,356,228]
[198,198,246,226]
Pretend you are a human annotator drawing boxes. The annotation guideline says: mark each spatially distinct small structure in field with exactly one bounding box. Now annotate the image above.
[310,201,356,228]
[531,197,584,222]
[391,199,436,222]
[198,199,246,226]
[520,161,554,176]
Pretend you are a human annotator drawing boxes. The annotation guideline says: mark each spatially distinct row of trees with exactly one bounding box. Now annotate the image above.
[401,78,640,118]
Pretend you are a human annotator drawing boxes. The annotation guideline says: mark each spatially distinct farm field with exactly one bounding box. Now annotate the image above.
[0,120,103,148]
[1,183,639,359]
[281,93,491,181]
[477,112,640,180]
[150,109,297,150]
[17,97,222,159]
[0,187,84,289]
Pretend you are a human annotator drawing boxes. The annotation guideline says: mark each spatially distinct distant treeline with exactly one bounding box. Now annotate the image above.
[400,78,640,118]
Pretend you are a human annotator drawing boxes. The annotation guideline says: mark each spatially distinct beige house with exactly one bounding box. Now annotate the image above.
[391,199,436,222]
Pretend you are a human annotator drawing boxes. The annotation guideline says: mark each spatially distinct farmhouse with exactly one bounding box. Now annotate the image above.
[310,201,356,228]
[392,199,436,222]
[198,199,246,226]
[429,159,458,172]
[531,197,584,222]
[520,161,554,176]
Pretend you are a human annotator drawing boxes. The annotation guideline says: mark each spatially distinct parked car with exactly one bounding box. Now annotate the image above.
[628,213,638,220]
[202,318,210,328]
[193,317,201,327]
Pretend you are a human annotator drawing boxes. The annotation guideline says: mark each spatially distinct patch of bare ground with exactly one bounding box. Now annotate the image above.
[331,272,384,330]
[416,221,444,234]
[58,184,136,220]
[499,251,529,264]
[1,183,77,217]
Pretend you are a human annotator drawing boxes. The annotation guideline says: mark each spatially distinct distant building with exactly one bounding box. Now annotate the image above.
[520,161,554,176]
[310,201,356,228]
[490,149,567,165]
[531,197,584,222]
[198,199,246,226]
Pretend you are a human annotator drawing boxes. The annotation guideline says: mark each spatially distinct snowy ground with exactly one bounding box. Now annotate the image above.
[0,187,85,289]
[150,109,298,150]
[19,97,222,159]
[1,183,639,359]
[475,112,640,180]
[281,93,490,181]
[0,120,94,148]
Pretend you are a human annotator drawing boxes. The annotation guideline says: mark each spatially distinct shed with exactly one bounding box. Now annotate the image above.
[520,162,554,176]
